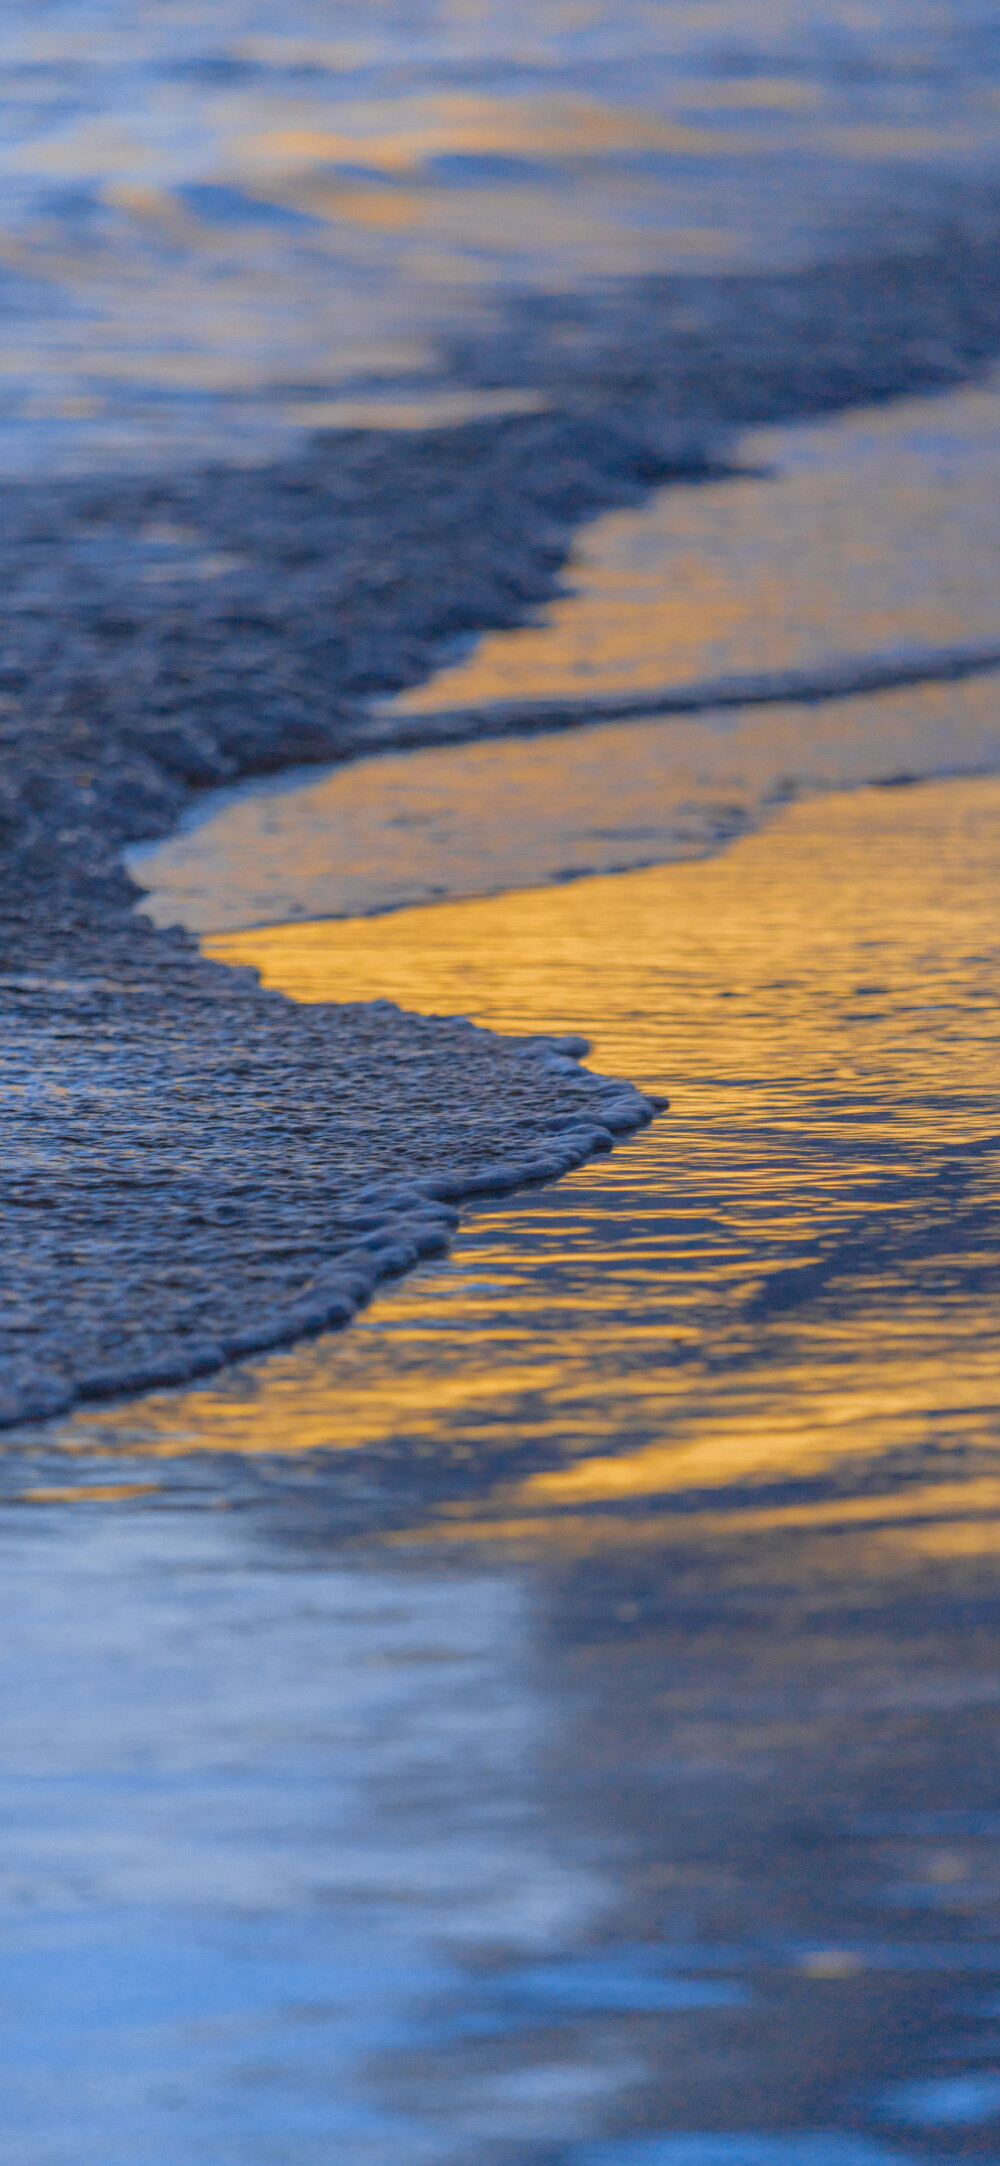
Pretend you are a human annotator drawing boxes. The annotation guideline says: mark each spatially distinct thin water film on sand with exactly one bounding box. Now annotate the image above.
[131,375,1000,931]
[6,776,999,2158]
[2,0,1000,2159]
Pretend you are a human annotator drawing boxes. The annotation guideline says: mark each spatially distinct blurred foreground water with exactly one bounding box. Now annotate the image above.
[7,775,1000,2160]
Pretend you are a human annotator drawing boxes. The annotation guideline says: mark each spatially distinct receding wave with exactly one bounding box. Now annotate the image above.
[360,639,1000,752]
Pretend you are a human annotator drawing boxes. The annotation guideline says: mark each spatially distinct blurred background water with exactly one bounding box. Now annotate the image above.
[1,0,999,473]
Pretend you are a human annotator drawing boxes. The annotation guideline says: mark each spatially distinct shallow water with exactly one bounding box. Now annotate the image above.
[1,1,998,472]
[0,1509,608,2164]
[129,671,1000,931]
[130,374,1000,931]
[10,778,1000,2157]
[93,777,1000,1494]
[385,378,1000,720]
[6,9,1000,2146]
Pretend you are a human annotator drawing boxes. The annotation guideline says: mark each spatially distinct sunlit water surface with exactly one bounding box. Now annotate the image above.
[9,778,1000,2158]
[6,5,1000,2158]
[106,777,1000,1498]
[130,376,1000,930]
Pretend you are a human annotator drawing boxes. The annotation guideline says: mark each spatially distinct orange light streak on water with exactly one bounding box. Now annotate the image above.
[56,776,1000,1563]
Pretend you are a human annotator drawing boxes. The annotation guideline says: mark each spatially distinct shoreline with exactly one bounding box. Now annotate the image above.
[0,938,656,1428]
[2,206,999,1423]
[4,198,1000,922]
[28,771,1000,1516]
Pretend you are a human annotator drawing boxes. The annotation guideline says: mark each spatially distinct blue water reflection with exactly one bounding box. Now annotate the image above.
[13,774,1000,2161]
[3,6,1000,2159]
[0,1,997,470]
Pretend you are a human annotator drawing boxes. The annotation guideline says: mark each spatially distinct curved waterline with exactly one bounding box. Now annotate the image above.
[48,775,1000,1535]
[359,640,1000,754]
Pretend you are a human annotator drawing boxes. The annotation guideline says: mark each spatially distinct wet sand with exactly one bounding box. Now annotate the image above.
[2,210,998,1423]
[49,774,1000,1494]
[5,776,1000,2160]
[2,7,1000,2157]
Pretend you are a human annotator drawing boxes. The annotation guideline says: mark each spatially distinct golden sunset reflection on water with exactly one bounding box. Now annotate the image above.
[388,381,1000,716]
[59,777,1000,1563]
[130,374,1000,941]
[134,670,1000,933]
